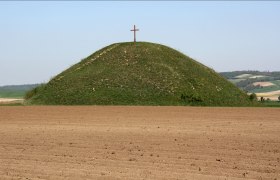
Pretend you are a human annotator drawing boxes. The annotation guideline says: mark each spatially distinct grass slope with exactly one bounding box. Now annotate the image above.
[26,42,253,106]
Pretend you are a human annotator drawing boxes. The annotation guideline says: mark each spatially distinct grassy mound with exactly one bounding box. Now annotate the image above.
[26,42,253,106]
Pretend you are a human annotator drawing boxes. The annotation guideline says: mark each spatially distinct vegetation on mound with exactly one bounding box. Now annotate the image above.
[26,42,254,106]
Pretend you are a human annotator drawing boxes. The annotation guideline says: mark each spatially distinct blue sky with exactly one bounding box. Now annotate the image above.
[1,1,280,85]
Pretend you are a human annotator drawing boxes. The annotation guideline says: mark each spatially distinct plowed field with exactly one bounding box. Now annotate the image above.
[0,106,279,179]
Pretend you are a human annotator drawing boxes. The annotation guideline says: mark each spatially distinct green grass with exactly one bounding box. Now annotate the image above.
[0,91,24,98]
[26,42,255,106]
[251,86,280,93]
[262,101,280,107]
[271,80,280,86]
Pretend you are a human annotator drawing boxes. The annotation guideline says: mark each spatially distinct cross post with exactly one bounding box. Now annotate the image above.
[130,25,139,42]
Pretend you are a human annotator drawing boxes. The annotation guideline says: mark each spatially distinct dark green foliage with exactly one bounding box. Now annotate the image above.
[249,93,257,101]
[26,42,254,106]
[24,85,44,100]
[180,93,203,105]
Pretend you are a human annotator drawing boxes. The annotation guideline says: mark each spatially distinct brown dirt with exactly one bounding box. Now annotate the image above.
[0,106,279,179]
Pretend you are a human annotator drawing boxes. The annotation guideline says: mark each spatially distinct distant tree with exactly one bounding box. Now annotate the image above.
[278,95,280,102]
[249,93,257,101]
[260,97,265,102]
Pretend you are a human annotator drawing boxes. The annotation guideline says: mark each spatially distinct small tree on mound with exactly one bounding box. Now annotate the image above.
[249,93,257,101]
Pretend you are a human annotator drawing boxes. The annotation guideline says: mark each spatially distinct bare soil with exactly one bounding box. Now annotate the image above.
[0,106,279,179]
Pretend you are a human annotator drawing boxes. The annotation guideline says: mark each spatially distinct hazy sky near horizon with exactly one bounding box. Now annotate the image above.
[1,1,280,85]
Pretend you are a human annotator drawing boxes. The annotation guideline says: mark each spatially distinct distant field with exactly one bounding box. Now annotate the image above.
[220,71,280,101]
[228,79,245,84]
[250,80,280,93]
[234,73,252,79]
[0,98,23,104]
[255,90,280,101]
[0,84,39,98]
[252,81,275,87]
[0,90,25,98]
[252,85,280,93]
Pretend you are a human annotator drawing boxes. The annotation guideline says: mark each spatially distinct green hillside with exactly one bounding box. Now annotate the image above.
[26,42,253,106]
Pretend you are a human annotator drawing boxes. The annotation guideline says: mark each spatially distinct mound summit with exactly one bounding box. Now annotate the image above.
[26,42,252,106]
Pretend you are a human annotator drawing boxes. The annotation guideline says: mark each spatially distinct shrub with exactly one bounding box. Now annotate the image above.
[181,93,203,103]
[24,87,38,100]
[249,93,257,101]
